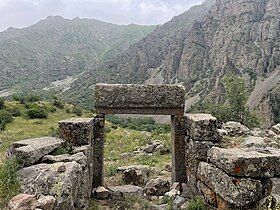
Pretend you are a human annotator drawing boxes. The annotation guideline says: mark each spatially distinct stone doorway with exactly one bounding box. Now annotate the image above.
[93,84,187,187]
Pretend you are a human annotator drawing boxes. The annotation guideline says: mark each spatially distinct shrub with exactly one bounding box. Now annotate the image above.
[187,196,206,210]
[0,158,20,208]
[0,98,4,109]
[0,109,13,131]
[53,99,64,109]
[26,107,48,119]
[73,106,83,117]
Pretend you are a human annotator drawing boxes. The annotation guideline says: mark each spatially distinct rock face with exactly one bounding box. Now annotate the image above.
[197,162,271,208]
[208,147,280,177]
[12,137,65,167]
[94,84,185,115]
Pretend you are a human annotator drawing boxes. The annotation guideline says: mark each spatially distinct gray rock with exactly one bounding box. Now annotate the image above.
[18,162,83,210]
[93,186,110,200]
[122,168,149,185]
[144,178,170,196]
[107,185,144,199]
[222,121,250,137]
[186,114,220,142]
[173,196,186,208]
[154,145,169,154]
[164,189,180,199]
[36,195,56,210]
[12,137,65,167]
[8,194,36,210]
[58,118,94,146]
[143,144,155,153]
[272,124,280,135]
[208,147,280,177]
[94,84,185,115]
[241,136,267,148]
[151,204,169,210]
[265,130,277,138]
[197,162,271,208]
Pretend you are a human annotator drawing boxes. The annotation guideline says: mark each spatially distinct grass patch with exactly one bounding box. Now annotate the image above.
[0,158,20,208]
[187,196,206,210]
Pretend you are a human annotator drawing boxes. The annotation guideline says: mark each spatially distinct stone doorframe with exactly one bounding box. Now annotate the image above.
[93,84,186,187]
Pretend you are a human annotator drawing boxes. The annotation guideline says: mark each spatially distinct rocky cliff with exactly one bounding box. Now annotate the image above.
[69,0,279,125]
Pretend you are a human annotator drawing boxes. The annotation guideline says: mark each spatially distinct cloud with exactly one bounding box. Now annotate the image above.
[0,0,205,31]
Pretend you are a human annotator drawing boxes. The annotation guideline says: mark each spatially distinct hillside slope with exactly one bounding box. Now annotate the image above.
[0,16,155,92]
[68,0,280,125]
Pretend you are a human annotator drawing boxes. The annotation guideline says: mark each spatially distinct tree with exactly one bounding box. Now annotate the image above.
[0,98,4,109]
[197,74,260,128]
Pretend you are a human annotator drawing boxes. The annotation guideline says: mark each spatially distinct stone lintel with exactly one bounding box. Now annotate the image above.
[94,84,185,115]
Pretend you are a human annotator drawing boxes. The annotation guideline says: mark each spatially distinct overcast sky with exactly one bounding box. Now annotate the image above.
[0,0,205,31]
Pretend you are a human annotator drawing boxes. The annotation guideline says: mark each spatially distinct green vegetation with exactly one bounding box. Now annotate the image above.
[187,196,206,210]
[194,74,260,128]
[0,110,13,131]
[0,158,20,208]
[107,115,170,133]
[26,107,48,119]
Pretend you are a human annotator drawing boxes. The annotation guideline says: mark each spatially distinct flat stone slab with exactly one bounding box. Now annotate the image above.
[94,84,185,115]
[197,162,271,207]
[208,147,280,177]
[12,137,65,166]
[107,185,144,198]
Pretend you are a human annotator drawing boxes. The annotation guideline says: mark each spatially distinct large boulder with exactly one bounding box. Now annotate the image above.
[144,178,170,196]
[11,137,65,167]
[208,147,280,177]
[222,121,250,137]
[18,162,83,210]
[197,162,271,208]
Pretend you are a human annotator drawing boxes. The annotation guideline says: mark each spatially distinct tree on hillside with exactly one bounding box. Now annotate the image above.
[196,74,260,128]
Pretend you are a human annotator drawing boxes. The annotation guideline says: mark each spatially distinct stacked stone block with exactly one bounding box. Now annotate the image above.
[185,114,220,196]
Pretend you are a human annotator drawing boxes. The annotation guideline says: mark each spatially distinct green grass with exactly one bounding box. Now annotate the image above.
[0,158,20,208]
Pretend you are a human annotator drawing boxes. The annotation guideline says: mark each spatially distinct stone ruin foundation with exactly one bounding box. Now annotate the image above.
[7,84,280,210]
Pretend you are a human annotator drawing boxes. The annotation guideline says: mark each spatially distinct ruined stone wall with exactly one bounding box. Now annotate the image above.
[185,113,280,210]
[9,116,104,210]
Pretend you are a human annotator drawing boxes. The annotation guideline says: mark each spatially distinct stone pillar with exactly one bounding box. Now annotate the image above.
[185,114,220,196]
[171,115,186,183]
[92,114,105,188]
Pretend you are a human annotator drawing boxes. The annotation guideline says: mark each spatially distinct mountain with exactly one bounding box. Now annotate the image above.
[0,16,155,92]
[67,0,280,126]
[65,0,216,105]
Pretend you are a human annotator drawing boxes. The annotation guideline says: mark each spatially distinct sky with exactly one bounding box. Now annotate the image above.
[0,0,205,32]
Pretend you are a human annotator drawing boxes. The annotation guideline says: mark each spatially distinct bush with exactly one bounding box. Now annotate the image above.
[73,106,83,117]
[0,98,4,109]
[53,99,64,109]
[26,107,48,119]
[0,109,13,131]
[193,74,260,128]
[0,158,20,208]
[187,196,206,210]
